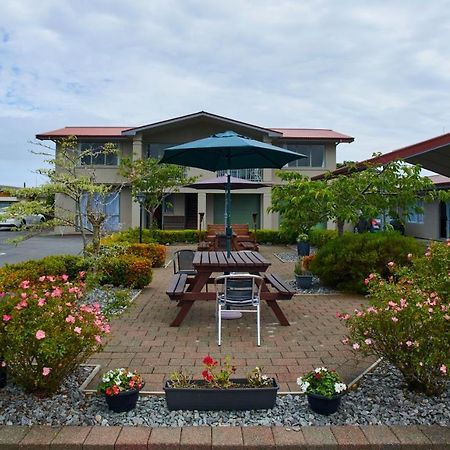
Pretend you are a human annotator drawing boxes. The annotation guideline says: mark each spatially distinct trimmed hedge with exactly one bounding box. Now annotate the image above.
[255,229,294,244]
[0,255,87,292]
[310,232,425,294]
[98,254,153,289]
[308,228,338,248]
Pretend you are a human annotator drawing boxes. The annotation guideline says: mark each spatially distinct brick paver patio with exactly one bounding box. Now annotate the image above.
[87,245,374,391]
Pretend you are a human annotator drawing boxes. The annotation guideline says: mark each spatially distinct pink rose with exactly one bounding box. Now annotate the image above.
[352,343,360,350]
[2,314,12,322]
[65,315,75,324]
[95,335,102,344]
[38,298,46,307]
[61,274,69,281]
[391,317,399,323]
[35,330,46,340]
[74,326,81,334]
[42,367,51,376]
[387,261,394,267]
[440,364,447,375]
[364,338,372,345]
[39,276,46,282]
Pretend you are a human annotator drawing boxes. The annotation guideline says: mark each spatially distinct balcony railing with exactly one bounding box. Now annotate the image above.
[216,168,263,181]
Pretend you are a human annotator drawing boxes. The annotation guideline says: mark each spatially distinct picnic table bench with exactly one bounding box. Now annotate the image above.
[166,251,294,326]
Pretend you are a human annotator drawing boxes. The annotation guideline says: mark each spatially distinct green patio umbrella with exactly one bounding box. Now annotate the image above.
[160,131,305,256]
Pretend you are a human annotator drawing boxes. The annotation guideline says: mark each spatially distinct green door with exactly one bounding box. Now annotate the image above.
[213,194,261,228]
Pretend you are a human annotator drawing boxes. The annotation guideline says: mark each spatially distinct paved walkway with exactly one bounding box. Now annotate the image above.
[88,245,374,392]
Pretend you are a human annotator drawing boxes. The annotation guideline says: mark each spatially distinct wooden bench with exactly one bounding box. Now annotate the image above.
[263,273,295,299]
[206,224,258,251]
[166,273,189,299]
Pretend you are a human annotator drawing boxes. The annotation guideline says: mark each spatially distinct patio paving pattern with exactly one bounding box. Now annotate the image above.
[87,245,374,391]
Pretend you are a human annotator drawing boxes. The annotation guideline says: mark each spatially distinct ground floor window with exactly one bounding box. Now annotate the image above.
[79,191,120,232]
[407,200,424,224]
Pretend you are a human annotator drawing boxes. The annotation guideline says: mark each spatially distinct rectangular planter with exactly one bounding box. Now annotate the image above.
[164,378,279,411]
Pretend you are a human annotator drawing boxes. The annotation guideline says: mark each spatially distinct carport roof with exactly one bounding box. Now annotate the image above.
[312,132,450,179]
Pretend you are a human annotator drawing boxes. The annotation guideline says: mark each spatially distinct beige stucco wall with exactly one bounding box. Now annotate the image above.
[404,200,441,241]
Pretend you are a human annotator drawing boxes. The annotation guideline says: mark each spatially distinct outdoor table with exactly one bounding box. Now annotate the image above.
[166,251,294,327]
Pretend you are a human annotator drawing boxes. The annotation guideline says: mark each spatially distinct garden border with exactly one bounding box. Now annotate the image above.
[0,424,448,448]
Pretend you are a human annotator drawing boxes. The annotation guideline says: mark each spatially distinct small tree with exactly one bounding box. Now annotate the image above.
[7,136,121,256]
[269,172,330,240]
[119,157,197,229]
[270,159,448,237]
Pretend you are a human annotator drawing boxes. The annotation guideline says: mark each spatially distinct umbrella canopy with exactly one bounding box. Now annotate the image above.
[186,175,270,190]
[159,131,303,170]
[160,131,305,255]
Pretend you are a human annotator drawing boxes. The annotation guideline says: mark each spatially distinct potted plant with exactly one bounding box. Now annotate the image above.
[296,232,310,256]
[297,367,347,415]
[97,368,145,413]
[164,355,279,411]
[0,357,6,389]
[294,255,315,289]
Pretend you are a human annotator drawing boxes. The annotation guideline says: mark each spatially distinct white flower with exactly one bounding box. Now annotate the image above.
[296,377,310,393]
[314,367,327,373]
[334,382,347,393]
[261,375,268,380]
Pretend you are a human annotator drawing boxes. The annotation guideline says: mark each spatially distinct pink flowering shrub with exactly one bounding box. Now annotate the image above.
[339,241,450,396]
[0,274,110,396]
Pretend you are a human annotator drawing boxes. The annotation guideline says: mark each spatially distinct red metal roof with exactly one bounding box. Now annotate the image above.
[271,128,354,142]
[312,132,450,180]
[36,127,132,140]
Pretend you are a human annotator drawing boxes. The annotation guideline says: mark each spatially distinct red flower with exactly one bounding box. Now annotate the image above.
[203,355,217,366]
[314,373,321,379]
[112,385,120,395]
[202,369,213,382]
[105,387,113,396]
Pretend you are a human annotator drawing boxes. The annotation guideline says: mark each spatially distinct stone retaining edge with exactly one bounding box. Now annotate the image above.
[0,424,449,449]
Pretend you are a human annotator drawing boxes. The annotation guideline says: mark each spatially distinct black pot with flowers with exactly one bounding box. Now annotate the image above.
[97,368,145,413]
[164,355,279,411]
[297,367,347,415]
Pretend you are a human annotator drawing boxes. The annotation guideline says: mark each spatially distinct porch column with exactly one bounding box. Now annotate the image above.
[131,135,143,228]
[197,192,207,229]
[262,191,274,229]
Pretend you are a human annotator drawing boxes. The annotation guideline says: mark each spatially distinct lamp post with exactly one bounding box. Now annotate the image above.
[198,212,205,243]
[136,192,146,243]
[252,212,258,236]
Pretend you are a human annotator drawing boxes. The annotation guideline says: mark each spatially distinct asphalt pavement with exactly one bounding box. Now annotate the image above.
[0,231,85,266]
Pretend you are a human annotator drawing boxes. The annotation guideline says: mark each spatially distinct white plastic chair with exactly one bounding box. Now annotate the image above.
[214,273,263,346]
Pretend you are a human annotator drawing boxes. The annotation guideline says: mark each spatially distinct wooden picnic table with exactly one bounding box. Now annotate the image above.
[166,251,295,327]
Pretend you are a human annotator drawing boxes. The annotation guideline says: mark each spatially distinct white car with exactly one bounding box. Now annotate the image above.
[0,207,45,229]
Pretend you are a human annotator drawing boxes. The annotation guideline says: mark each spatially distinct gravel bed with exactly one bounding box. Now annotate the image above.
[274,251,299,263]
[286,278,339,295]
[84,287,140,315]
[0,362,448,427]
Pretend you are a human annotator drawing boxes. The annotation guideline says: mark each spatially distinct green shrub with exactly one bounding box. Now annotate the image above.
[102,228,206,245]
[310,232,424,293]
[255,229,293,244]
[340,241,450,396]
[0,255,87,292]
[98,254,153,289]
[0,275,109,396]
[308,228,338,248]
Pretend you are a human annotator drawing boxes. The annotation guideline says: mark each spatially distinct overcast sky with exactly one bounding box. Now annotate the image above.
[1,0,450,187]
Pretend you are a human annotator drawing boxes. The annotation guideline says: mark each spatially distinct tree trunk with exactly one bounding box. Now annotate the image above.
[337,220,345,237]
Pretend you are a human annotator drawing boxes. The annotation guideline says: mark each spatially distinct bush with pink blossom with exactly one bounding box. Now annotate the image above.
[339,241,450,396]
[0,274,110,396]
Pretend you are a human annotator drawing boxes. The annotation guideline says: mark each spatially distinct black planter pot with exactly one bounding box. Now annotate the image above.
[297,241,310,256]
[0,365,6,389]
[164,378,279,411]
[105,388,141,413]
[307,392,342,415]
[295,274,313,289]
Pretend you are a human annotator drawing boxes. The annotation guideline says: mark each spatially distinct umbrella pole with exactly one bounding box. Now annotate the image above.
[225,169,232,257]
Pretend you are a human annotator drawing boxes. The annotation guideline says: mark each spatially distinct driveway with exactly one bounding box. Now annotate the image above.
[0,231,85,266]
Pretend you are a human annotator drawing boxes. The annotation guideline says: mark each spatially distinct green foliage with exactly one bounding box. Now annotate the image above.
[341,241,450,396]
[297,368,347,398]
[97,368,144,396]
[255,229,294,244]
[0,275,109,396]
[246,366,272,387]
[119,156,197,229]
[0,255,87,292]
[310,232,424,293]
[270,160,448,237]
[98,254,153,289]
[308,228,338,248]
[169,369,194,388]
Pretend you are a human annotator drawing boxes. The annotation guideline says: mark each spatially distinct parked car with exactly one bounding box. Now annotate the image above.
[353,217,381,233]
[0,207,45,230]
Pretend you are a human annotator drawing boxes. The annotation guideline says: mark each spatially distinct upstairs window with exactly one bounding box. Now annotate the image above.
[79,192,120,232]
[80,142,118,166]
[284,143,325,168]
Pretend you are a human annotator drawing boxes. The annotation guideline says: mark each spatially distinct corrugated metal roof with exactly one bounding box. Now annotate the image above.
[271,128,354,142]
